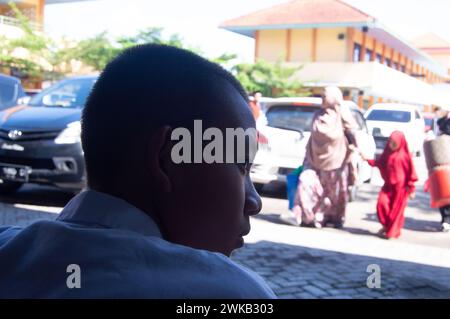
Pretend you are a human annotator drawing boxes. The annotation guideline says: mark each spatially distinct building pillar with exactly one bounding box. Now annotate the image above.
[286,29,292,62]
[347,27,354,62]
[394,52,400,70]
[254,30,259,62]
[36,0,44,26]
[390,48,394,67]
[311,28,317,62]
[414,63,419,76]
[371,38,377,61]
[381,44,386,64]
[359,31,367,61]
[400,54,405,70]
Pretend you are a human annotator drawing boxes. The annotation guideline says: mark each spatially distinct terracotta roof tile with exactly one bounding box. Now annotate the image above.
[221,0,374,28]
[412,33,450,49]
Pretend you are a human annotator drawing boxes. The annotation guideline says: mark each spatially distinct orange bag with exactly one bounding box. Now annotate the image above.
[429,166,450,208]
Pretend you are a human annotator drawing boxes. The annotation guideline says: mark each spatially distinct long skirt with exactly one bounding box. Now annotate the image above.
[377,185,408,238]
[293,165,349,227]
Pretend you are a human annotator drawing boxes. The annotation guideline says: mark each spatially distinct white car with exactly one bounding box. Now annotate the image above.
[364,103,425,156]
[251,97,376,199]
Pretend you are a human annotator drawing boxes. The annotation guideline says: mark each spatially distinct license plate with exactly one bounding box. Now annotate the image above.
[0,163,31,182]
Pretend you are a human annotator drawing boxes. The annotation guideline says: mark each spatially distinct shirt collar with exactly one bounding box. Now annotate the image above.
[57,189,162,238]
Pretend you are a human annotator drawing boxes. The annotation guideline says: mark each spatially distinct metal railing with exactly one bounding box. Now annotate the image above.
[0,14,42,31]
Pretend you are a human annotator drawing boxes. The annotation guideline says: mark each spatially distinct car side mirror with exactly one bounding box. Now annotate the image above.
[372,127,382,136]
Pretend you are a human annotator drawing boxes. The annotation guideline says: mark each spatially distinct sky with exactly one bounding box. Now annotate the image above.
[43,0,450,62]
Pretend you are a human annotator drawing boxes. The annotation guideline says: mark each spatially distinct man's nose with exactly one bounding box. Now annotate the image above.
[245,176,262,216]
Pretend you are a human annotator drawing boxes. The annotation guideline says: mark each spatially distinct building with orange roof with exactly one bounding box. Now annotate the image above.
[0,0,94,88]
[412,33,450,110]
[221,0,450,110]
[412,33,450,75]
[0,1,91,27]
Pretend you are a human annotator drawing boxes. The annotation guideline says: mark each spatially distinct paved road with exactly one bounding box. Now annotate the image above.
[231,183,450,298]
[1,156,449,298]
[230,155,450,298]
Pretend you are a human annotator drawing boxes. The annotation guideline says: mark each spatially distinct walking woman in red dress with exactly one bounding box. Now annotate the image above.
[360,131,418,239]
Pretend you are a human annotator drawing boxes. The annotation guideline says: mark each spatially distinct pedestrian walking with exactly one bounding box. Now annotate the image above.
[287,86,358,228]
[424,111,450,232]
[360,131,418,239]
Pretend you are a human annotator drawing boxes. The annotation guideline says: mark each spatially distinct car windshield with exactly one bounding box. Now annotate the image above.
[266,104,318,132]
[28,78,96,108]
[366,109,411,123]
[0,82,17,107]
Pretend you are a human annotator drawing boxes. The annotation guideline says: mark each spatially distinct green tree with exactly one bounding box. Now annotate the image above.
[232,59,307,97]
[0,2,48,78]
[0,1,75,81]
[116,27,185,48]
[210,53,238,67]
[69,27,201,72]
[67,32,120,71]
[0,2,306,97]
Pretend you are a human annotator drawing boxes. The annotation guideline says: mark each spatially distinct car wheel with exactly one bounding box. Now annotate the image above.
[0,180,23,194]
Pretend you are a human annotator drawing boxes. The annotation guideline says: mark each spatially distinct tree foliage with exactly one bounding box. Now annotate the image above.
[232,59,307,97]
[0,2,307,97]
[67,32,120,71]
[0,2,52,78]
[63,27,203,71]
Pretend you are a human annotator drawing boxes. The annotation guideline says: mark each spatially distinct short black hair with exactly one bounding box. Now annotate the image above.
[82,44,247,189]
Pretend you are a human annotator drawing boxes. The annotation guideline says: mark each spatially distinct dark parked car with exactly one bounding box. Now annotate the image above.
[0,75,97,194]
[0,74,26,111]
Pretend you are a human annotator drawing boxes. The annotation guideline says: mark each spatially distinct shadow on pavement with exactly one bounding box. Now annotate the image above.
[336,226,380,237]
[255,213,383,237]
[408,190,434,212]
[232,240,450,299]
[254,213,290,225]
[356,187,433,213]
[258,208,442,238]
[361,212,442,233]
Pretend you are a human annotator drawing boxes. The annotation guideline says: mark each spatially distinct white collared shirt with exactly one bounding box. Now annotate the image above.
[0,190,275,299]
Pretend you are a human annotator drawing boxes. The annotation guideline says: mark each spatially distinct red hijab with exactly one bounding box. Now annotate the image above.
[377,131,418,187]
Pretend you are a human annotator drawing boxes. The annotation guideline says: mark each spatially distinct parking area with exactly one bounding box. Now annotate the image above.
[1,155,450,298]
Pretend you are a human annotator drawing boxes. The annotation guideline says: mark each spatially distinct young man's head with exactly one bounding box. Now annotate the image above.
[82,44,261,256]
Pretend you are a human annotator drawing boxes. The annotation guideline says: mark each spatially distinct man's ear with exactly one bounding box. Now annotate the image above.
[146,126,173,193]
